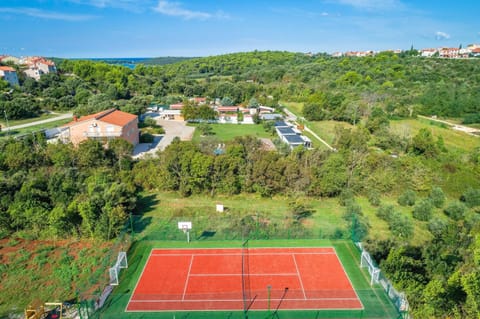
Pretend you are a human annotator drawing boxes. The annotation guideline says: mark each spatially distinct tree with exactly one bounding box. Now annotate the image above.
[429,186,445,208]
[460,188,480,208]
[410,128,439,158]
[365,107,389,133]
[398,189,416,206]
[248,97,259,107]
[413,199,434,221]
[288,199,315,222]
[221,96,234,106]
[443,201,467,220]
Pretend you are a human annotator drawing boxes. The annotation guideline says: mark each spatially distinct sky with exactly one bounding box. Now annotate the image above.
[1,0,479,58]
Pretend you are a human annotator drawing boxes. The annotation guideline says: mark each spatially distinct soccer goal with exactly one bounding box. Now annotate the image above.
[360,250,380,286]
[109,251,128,286]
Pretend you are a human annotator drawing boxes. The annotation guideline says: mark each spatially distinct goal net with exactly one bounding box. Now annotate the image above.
[109,251,128,286]
[360,250,380,286]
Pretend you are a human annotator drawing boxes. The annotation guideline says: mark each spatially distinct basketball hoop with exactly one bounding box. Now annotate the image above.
[178,221,192,243]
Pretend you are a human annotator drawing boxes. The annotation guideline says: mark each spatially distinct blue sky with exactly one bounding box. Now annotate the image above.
[1,0,479,58]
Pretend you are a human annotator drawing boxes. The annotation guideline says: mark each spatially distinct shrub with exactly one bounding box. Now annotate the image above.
[460,188,480,208]
[413,199,434,221]
[444,201,467,220]
[377,204,395,221]
[367,190,381,206]
[139,132,154,143]
[339,189,354,206]
[429,186,445,208]
[427,217,447,236]
[389,211,414,238]
[398,189,416,206]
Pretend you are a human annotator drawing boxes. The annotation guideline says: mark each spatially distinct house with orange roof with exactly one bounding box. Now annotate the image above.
[23,56,57,80]
[62,108,139,146]
[190,97,207,105]
[0,66,19,86]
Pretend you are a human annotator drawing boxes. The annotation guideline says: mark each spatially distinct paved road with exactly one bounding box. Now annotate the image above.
[4,113,73,130]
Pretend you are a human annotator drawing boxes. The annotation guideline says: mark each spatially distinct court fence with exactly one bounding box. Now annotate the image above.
[355,242,410,319]
[74,213,410,319]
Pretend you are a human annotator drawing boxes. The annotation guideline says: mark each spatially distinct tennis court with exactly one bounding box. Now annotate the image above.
[126,247,363,312]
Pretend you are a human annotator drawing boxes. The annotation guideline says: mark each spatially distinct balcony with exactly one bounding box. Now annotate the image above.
[83,131,122,138]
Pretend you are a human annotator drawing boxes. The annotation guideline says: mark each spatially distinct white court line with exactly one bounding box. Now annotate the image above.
[332,247,363,308]
[151,252,335,257]
[130,297,360,303]
[292,254,307,300]
[125,249,154,312]
[182,255,194,301]
[189,273,297,277]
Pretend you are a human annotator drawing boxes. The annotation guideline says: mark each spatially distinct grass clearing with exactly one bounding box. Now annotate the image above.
[190,123,272,143]
[390,118,479,153]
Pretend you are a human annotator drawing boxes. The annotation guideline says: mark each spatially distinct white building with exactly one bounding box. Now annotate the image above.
[0,66,19,86]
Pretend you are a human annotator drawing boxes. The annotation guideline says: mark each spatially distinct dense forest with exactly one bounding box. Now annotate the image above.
[1,51,480,318]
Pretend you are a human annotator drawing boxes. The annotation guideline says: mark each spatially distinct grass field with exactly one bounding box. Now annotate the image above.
[390,118,479,153]
[281,101,353,146]
[190,123,273,143]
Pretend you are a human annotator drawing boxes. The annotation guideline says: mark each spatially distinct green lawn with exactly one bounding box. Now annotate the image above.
[280,101,304,116]
[390,118,480,153]
[190,123,272,143]
[308,120,353,145]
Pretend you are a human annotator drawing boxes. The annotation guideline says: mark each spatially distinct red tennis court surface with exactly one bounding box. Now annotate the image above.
[127,247,363,312]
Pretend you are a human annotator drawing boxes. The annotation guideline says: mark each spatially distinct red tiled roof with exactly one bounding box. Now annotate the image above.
[0,66,16,72]
[65,108,137,127]
[217,106,239,112]
[170,103,184,110]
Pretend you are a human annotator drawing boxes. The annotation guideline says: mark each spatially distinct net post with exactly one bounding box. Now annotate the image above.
[241,239,250,319]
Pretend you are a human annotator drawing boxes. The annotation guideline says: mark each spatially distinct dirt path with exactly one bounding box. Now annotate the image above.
[284,107,335,150]
[418,115,480,136]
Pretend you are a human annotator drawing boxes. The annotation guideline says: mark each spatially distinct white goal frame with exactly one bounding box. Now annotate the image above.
[109,251,128,286]
[360,250,380,286]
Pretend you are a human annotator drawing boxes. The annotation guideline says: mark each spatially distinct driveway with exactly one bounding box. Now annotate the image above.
[133,120,195,158]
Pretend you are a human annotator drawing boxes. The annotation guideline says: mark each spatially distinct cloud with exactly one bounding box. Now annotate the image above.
[0,7,96,21]
[270,7,331,18]
[435,31,450,40]
[153,0,228,20]
[67,0,150,12]
[328,0,403,10]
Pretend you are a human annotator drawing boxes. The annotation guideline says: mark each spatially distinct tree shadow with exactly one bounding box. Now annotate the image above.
[132,216,152,234]
[134,193,159,214]
[197,230,216,240]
